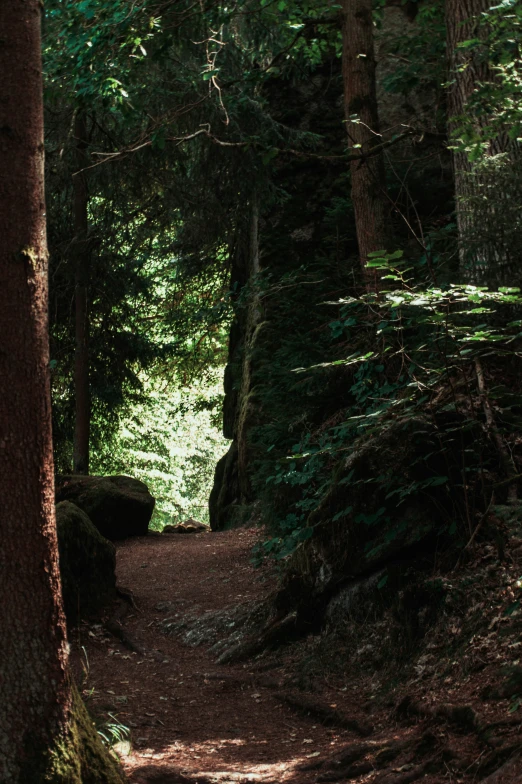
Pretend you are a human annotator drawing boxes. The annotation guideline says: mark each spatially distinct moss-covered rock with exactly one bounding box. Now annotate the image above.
[56,501,116,622]
[56,475,155,540]
[273,416,474,625]
[209,445,239,530]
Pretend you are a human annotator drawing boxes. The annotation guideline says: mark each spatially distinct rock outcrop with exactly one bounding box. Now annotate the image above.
[56,500,116,622]
[56,474,155,540]
[272,415,475,628]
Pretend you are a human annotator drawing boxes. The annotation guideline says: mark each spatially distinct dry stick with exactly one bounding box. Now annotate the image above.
[475,358,518,504]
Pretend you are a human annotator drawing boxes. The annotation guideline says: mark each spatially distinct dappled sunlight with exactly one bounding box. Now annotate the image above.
[127,733,322,782]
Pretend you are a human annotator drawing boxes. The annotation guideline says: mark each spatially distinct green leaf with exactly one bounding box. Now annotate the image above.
[429,476,449,487]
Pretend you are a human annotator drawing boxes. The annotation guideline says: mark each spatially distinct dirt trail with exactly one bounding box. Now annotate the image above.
[73,528,522,784]
[74,529,358,783]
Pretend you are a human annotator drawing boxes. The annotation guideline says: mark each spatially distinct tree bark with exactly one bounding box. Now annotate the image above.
[0,4,124,781]
[341,0,391,285]
[446,0,519,284]
[73,112,90,475]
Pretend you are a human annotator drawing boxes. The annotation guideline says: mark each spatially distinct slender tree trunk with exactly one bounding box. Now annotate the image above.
[0,4,124,781]
[446,0,518,284]
[341,0,391,284]
[73,112,90,474]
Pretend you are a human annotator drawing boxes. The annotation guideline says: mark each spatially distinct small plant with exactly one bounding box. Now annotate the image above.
[95,713,131,750]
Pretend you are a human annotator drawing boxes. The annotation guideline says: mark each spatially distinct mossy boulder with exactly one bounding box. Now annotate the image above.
[275,416,475,624]
[56,474,155,540]
[292,418,449,590]
[56,501,116,622]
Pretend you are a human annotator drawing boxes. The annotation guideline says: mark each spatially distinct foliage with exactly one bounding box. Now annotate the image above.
[377,0,446,100]
[43,0,332,473]
[247,3,522,562]
[95,714,131,750]
[255,251,522,561]
[91,374,229,528]
[41,0,522,569]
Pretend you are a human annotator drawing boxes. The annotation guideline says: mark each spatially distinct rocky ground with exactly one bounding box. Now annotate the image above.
[71,525,522,784]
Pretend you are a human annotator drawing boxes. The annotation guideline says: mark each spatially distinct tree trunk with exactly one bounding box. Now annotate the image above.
[446,0,519,284]
[73,112,90,475]
[341,0,391,284]
[0,4,124,781]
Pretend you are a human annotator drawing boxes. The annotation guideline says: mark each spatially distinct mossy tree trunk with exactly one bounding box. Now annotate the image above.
[341,0,391,285]
[0,4,124,781]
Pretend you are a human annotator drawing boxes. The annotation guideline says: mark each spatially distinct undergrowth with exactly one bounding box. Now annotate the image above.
[253,251,522,563]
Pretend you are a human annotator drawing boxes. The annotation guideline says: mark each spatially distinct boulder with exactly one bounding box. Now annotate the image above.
[55,474,155,540]
[290,417,451,594]
[56,501,116,622]
[273,415,478,626]
[163,519,208,534]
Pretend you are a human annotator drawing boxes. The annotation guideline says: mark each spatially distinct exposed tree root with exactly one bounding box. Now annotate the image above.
[394,696,480,733]
[475,744,522,781]
[298,723,471,784]
[131,765,212,783]
[216,611,298,664]
[317,760,375,781]
[275,691,373,736]
[479,753,521,783]
[104,619,145,655]
[116,585,139,610]
[373,761,435,784]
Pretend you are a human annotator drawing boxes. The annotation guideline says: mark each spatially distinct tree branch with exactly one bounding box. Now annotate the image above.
[77,126,419,174]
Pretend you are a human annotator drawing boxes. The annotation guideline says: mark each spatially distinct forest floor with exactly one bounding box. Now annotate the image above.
[72,527,522,784]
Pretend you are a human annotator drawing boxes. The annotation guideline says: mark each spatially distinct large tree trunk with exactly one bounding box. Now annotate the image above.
[73,112,90,475]
[341,0,391,284]
[0,3,124,781]
[446,0,519,284]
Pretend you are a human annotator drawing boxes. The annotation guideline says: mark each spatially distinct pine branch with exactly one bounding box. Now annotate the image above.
[81,127,419,173]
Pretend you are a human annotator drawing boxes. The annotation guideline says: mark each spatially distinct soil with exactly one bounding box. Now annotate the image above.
[71,527,522,784]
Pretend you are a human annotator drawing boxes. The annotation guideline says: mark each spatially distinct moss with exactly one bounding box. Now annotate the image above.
[20,684,126,784]
[56,501,116,622]
[223,504,253,530]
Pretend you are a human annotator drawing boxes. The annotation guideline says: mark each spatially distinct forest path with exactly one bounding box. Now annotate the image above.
[73,528,522,784]
[74,529,364,784]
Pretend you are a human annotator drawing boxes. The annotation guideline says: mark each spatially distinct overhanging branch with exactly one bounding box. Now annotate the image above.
[76,125,424,175]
